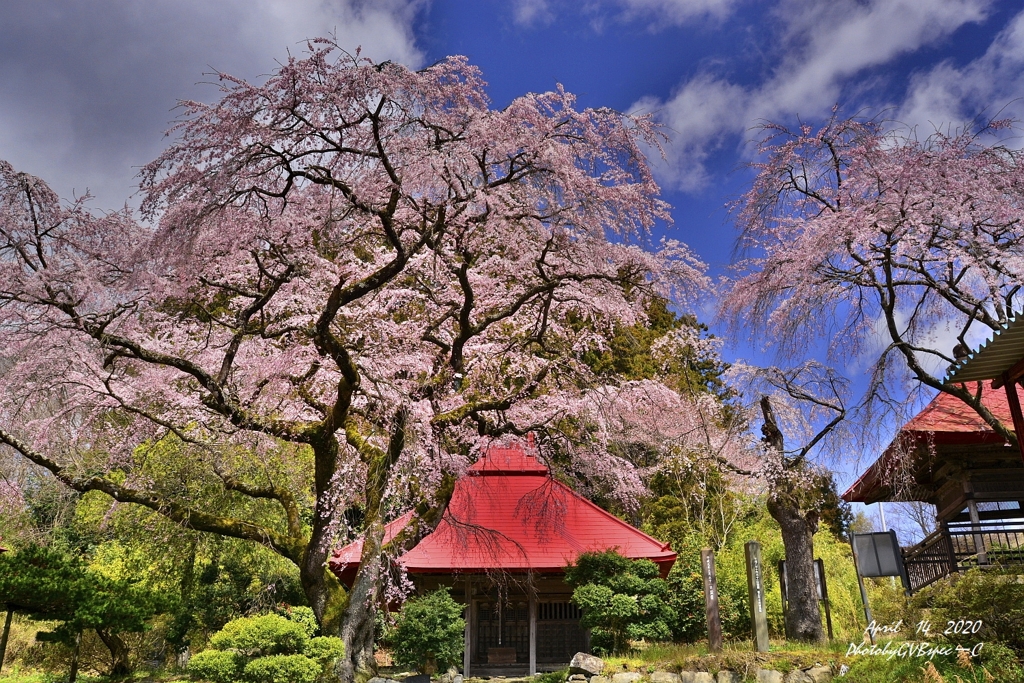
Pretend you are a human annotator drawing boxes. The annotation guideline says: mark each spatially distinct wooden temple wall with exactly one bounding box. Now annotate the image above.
[409,573,589,675]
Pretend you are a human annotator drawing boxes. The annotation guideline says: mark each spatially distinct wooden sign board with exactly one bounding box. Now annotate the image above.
[745,540,770,652]
[701,548,723,652]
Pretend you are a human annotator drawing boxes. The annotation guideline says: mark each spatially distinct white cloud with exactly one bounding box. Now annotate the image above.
[615,0,737,25]
[634,76,748,192]
[0,0,425,211]
[511,0,739,28]
[763,0,987,115]
[897,8,1024,133]
[512,0,555,27]
[634,0,992,190]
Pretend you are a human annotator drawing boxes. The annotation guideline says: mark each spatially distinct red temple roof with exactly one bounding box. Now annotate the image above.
[842,384,1023,503]
[329,442,676,585]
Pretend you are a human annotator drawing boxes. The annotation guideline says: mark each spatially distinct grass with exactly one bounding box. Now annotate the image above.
[0,667,187,683]
[4,640,1022,683]
[584,638,1024,682]
[598,638,844,677]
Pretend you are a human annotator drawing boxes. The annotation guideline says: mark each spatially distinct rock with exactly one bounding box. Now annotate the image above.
[612,673,643,683]
[784,671,813,683]
[650,672,681,683]
[569,676,588,682]
[717,672,741,683]
[367,678,387,683]
[570,653,606,677]
[592,676,612,683]
[692,674,714,683]
[755,670,784,683]
[678,673,696,683]
[453,676,464,683]
[405,676,431,683]
[805,667,831,683]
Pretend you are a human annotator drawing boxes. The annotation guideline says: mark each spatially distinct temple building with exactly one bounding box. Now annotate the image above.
[329,442,676,676]
[843,317,1024,591]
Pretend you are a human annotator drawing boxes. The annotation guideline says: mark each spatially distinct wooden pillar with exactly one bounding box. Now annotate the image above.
[744,541,769,652]
[701,549,722,653]
[817,559,834,641]
[528,591,537,675]
[967,499,987,565]
[463,579,471,677]
[1003,375,1024,466]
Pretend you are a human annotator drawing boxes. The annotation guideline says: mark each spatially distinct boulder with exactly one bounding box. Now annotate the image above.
[692,674,714,683]
[717,672,741,683]
[784,671,813,683]
[678,673,696,683]
[755,670,784,683]
[592,676,612,683]
[569,676,588,682]
[570,653,606,677]
[650,672,681,683]
[612,673,643,683]
[805,667,832,683]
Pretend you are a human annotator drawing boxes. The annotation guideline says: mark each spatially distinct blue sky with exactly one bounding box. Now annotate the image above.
[2,0,1022,521]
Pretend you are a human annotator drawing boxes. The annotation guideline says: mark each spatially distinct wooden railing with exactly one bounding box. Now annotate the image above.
[901,519,1024,592]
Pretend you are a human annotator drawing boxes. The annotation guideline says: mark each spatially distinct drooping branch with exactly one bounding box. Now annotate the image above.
[0,426,303,562]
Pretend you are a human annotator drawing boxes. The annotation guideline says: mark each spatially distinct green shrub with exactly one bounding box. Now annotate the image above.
[279,606,318,637]
[242,653,321,683]
[210,614,309,656]
[188,649,243,683]
[841,641,1024,683]
[393,588,465,673]
[190,612,343,683]
[566,550,675,654]
[305,636,345,666]
[913,568,1024,657]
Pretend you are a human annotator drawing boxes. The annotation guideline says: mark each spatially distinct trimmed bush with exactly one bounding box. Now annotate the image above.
[280,606,318,637]
[210,614,309,656]
[566,550,675,654]
[188,649,243,683]
[242,653,320,683]
[189,611,343,683]
[393,588,465,673]
[305,636,345,665]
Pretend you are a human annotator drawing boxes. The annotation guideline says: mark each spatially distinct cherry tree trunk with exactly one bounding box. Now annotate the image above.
[97,629,130,678]
[336,522,385,683]
[767,498,824,643]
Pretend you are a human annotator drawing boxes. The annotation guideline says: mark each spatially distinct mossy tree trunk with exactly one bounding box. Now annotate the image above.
[760,396,826,644]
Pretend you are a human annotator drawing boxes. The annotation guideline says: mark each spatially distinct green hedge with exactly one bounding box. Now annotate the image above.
[188,611,343,683]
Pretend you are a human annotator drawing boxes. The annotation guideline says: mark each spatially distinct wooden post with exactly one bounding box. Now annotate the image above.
[701,549,722,653]
[967,498,987,565]
[1002,374,1024,466]
[744,541,769,652]
[528,591,537,675]
[942,520,958,575]
[463,579,471,677]
[850,536,874,644]
[816,559,833,641]
[0,606,13,674]
[777,560,788,620]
